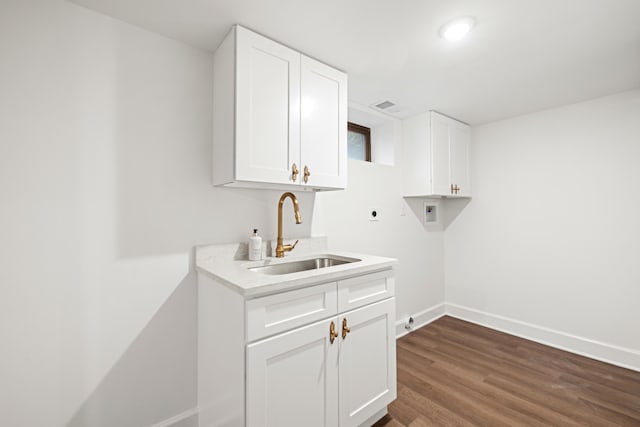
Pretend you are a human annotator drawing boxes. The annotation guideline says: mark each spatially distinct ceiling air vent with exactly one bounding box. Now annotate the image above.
[374,100,395,110]
[370,100,401,115]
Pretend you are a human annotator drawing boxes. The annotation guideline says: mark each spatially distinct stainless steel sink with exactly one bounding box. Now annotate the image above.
[248,256,360,275]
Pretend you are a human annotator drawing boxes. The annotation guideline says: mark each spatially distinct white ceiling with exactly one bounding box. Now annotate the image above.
[71,0,640,125]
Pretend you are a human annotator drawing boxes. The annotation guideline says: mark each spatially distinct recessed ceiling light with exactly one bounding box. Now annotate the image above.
[440,16,476,41]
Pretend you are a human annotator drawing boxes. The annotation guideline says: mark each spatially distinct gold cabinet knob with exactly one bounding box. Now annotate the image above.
[341,318,351,339]
[291,163,299,182]
[303,165,311,184]
[330,321,338,344]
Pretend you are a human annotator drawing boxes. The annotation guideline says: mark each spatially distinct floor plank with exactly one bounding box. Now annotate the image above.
[373,316,640,427]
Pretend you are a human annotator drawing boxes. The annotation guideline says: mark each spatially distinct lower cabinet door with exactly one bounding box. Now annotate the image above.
[338,298,397,427]
[246,317,339,427]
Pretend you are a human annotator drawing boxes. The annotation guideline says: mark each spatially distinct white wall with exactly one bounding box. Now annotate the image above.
[445,90,640,367]
[316,113,446,331]
[0,2,314,426]
[371,121,395,166]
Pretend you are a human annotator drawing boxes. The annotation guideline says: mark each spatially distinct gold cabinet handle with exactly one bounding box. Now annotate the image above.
[303,165,311,184]
[291,163,299,182]
[341,318,351,339]
[450,184,454,194]
[330,321,338,344]
[455,184,460,194]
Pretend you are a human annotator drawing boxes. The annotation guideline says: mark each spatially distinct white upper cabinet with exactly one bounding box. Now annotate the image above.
[213,25,347,191]
[402,111,471,198]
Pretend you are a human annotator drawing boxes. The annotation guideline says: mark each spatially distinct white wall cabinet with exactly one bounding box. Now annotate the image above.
[198,269,396,427]
[213,25,347,191]
[403,111,471,198]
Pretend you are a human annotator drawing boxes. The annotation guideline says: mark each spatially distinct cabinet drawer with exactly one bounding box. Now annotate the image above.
[338,270,394,312]
[247,282,338,342]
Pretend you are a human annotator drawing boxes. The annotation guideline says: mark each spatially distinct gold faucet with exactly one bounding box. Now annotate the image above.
[275,192,302,258]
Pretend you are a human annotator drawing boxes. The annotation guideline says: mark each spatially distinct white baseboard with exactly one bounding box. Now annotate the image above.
[152,407,199,427]
[395,303,446,338]
[445,303,640,372]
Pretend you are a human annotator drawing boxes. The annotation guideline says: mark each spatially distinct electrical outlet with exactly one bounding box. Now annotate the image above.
[369,207,380,221]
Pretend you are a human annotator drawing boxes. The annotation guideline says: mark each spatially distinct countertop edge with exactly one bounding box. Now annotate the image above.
[196,255,397,298]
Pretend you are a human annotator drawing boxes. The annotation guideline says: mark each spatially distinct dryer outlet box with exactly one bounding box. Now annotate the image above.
[424,202,438,224]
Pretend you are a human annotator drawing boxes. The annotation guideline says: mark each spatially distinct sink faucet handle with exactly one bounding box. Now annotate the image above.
[291,240,299,250]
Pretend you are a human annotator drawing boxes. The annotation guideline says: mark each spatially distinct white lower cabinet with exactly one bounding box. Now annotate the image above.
[198,269,396,427]
[246,298,396,427]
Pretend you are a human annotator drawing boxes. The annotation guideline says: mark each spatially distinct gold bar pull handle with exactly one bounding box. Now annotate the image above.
[291,163,299,182]
[303,165,311,184]
[330,321,338,344]
[342,318,351,339]
[450,184,454,194]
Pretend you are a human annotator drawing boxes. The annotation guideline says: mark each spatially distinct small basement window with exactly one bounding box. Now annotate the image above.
[347,122,371,162]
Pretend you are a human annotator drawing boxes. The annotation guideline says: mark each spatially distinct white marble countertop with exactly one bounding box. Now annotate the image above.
[195,237,397,298]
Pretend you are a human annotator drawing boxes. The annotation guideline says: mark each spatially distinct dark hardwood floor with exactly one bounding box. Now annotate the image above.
[373,316,640,427]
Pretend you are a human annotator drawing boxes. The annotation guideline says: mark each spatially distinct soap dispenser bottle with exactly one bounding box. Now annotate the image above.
[248,228,262,261]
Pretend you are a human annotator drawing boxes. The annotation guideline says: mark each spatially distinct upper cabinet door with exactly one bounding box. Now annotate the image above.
[300,56,347,189]
[235,26,301,185]
[449,121,471,197]
[430,112,452,196]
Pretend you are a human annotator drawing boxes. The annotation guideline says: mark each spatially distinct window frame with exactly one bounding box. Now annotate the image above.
[347,122,372,162]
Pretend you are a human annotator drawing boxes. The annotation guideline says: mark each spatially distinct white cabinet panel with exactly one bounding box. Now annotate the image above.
[246,318,339,427]
[430,113,451,196]
[338,270,394,313]
[247,282,338,342]
[449,122,471,197]
[300,56,347,189]
[235,26,300,185]
[338,299,396,427]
